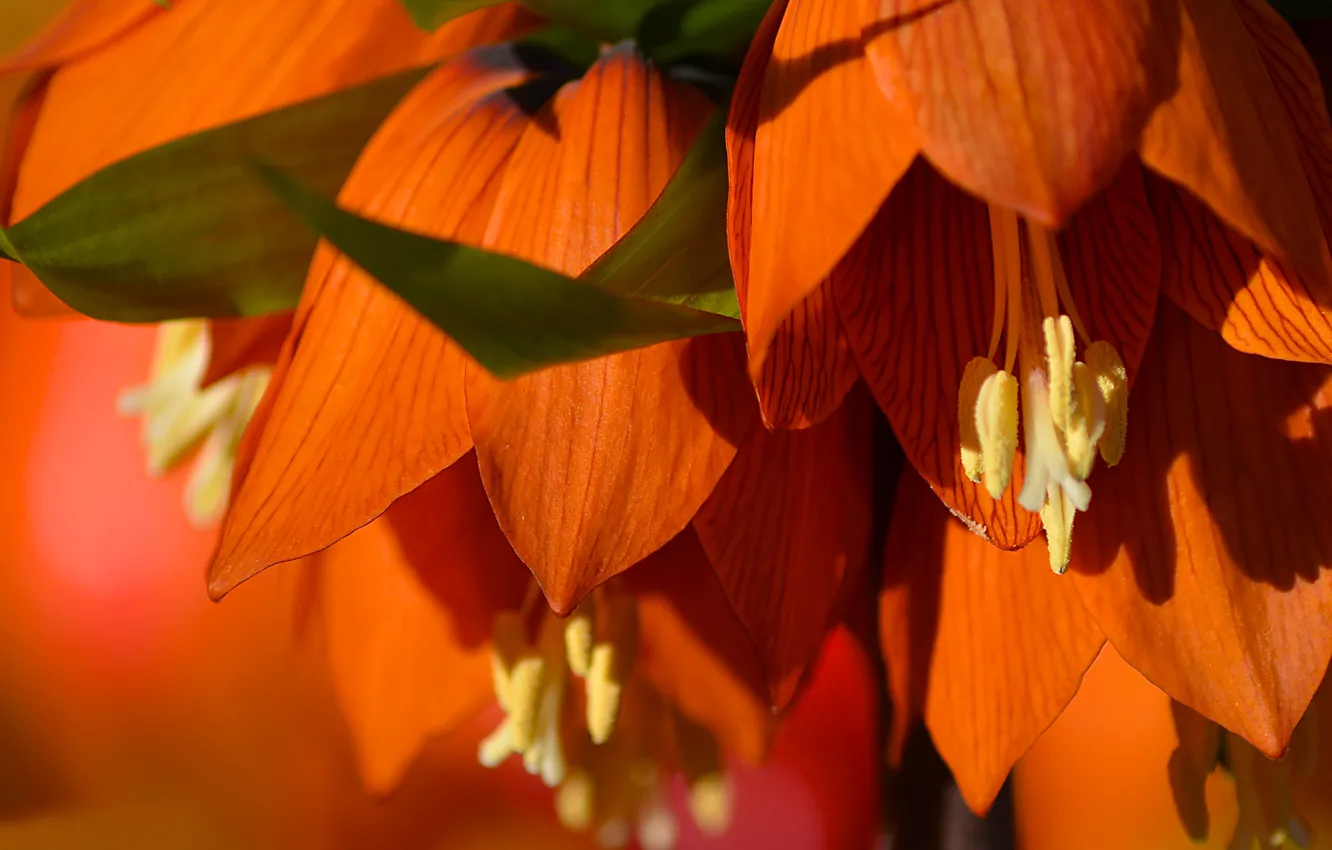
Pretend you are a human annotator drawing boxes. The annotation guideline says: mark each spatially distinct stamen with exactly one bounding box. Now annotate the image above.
[565,600,595,678]
[506,655,545,751]
[958,357,998,484]
[1041,316,1077,436]
[986,208,1010,361]
[1025,224,1061,321]
[586,643,622,745]
[637,801,680,850]
[555,769,595,831]
[1084,341,1128,466]
[1065,362,1106,480]
[995,208,1024,373]
[1040,484,1076,575]
[975,369,1019,499]
[688,773,734,837]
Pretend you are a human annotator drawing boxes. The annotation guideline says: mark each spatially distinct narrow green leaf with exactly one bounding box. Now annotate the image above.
[0,229,16,263]
[637,0,770,63]
[255,164,741,380]
[581,109,739,319]
[4,67,430,322]
[400,0,505,32]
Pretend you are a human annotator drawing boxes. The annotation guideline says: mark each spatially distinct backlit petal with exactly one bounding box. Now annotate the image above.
[866,0,1180,225]
[1071,300,1332,756]
[726,0,861,431]
[209,52,531,597]
[881,473,1104,813]
[620,529,772,764]
[833,161,1040,549]
[466,49,754,614]
[318,457,531,794]
[0,0,160,74]
[9,0,532,218]
[693,389,872,708]
[741,0,914,371]
[202,314,292,387]
[1147,1,1332,365]
[1139,0,1332,297]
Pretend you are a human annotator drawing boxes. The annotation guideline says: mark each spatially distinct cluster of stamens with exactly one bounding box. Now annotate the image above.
[118,320,271,525]
[480,588,733,849]
[958,208,1129,572]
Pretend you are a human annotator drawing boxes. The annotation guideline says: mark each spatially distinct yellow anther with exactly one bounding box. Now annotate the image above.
[958,357,997,484]
[478,717,515,768]
[489,611,529,707]
[687,773,734,837]
[1085,341,1128,467]
[1064,362,1106,481]
[183,368,270,525]
[555,770,595,831]
[975,369,1019,499]
[586,643,622,745]
[637,801,680,850]
[506,655,545,751]
[1040,485,1076,575]
[565,605,595,679]
[1042,315,1076,434]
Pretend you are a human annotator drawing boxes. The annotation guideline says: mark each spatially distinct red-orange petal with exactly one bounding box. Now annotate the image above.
[202,313,292,387]
[1071,300,1332,756]
[726,0,861,431]
[9,0,533,219]
[692,389,872,708]
[866,0,1179,226]
[1146,2,1332,366]
[881,473,1105,814]
[833,161,1040,549]
[1149,174,1332,364]
[1059,157,1162,381]
[741,0,914,372]
[209,52,532,598]
[0,0,160,75]
[1139,0,1332,298]
[465,49,755,614]
[316,466,524,794]
[620,528,772,764]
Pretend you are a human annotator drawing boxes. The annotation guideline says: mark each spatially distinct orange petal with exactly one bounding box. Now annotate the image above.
[10,0,532,219]
[209,52,533,598]
[465,49,755,614]
[880,472,1104,814]
[1071,300,1332,756]
[1149,174,1332,364]
[741,0,914,372]
[866,0,1179,226]
[692,388,873,708]
[202,313,292,387]
[317,460,527,794]
[620,528,772,764]
[1139,0,1332,297]
[833,161,1040,549]
[0,0,160,75]
[726,0,861,431]
[1014,646,1240,850]
[1058,156,1162,380]
[1146,3,1332,366]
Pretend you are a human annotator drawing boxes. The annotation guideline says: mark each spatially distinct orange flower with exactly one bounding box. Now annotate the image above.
[0,0,534,315]
[0,305,602,850]
[206,43,874,715]
[1014,646,1332,850]
[729,0,1332,791]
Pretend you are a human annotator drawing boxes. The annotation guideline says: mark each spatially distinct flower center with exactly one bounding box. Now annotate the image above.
[958,206,1129,573]
[118,320,271,526]
[480,587,733,849]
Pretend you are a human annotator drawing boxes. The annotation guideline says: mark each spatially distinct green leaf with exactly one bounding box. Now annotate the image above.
[1,67,430,322]
[636,0,770,63]
[255,163,741,380]
[400,0,505,32]
[581,109,739,319]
